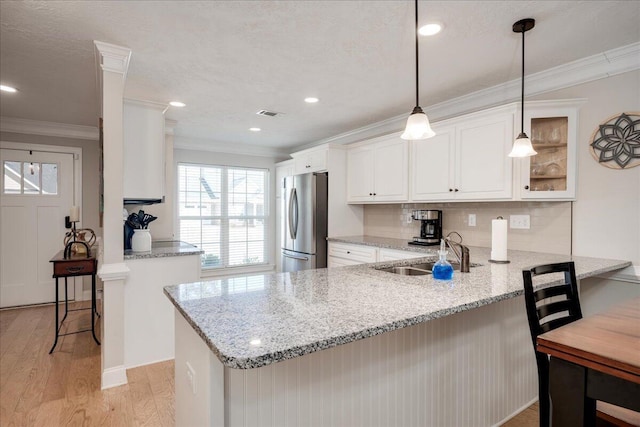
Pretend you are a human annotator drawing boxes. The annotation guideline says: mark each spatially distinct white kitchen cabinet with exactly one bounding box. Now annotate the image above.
[411,107,514,201]
[327,242,377,267]
[123,99,166,201]
[291,147,327,175]
[377,248,425,262]
[516,100,583,200]
[347,134,408,203]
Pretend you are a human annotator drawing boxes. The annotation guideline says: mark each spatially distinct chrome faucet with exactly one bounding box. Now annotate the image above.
[445,232,470,273]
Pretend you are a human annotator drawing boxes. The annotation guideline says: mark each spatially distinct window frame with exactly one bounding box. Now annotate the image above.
[176,162,270,270]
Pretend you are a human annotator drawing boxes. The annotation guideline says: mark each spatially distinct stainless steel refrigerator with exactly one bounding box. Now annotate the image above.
[281,172,328,272]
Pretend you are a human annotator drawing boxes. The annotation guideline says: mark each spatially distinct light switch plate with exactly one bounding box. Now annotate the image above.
[468,214,476,227]
[510,214,531,229]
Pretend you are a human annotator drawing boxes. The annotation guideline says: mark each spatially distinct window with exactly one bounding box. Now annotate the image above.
[3,161,58,195]
[177,163,269,269]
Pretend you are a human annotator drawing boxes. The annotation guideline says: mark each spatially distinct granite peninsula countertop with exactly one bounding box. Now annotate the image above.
[124,240,203,260]
[164,243,630,370]
[328,235,442,254]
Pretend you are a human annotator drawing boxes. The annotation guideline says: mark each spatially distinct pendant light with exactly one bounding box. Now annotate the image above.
[400,0,435,140]
[508,18,537,157]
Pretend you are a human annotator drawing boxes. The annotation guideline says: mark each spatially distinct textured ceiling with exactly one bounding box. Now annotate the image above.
[1,1,638,151]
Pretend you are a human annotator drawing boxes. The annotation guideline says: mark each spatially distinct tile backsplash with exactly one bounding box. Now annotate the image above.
[364,202,572,255]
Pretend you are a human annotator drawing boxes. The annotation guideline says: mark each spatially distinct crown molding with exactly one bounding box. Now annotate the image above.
[289,42,640,152]
[174,135,289,158]
[94,41,132,76]
[0,116,99,140]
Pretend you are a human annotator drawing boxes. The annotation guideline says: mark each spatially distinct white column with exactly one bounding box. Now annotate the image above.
[94,41,131,390]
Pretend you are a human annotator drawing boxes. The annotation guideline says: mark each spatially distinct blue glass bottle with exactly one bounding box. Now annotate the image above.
[432,240,454,280]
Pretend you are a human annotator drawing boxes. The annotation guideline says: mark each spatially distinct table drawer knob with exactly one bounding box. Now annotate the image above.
[66,266,85,273]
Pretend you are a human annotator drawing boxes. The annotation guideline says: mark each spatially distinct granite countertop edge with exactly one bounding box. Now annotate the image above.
[124,240,203,260]
[164,236,631,370]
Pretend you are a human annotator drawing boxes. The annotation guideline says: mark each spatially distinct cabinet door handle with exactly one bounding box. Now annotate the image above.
[373,193,377,196]
[449,188,453,192]
[346,251,351,254]
[306,165,311,168]
[66,266,85,273]
[369,193,373,196]
[524,185,530,190]
[454,188,459,192]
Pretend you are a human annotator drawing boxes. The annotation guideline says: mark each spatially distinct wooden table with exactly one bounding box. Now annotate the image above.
[49,250,100,353]
[537,297,640,426]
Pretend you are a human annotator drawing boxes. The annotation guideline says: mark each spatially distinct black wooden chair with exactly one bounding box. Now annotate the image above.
[522,261,640,427]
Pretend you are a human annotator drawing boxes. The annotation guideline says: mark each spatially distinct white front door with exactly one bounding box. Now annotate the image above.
[0,148,75,307]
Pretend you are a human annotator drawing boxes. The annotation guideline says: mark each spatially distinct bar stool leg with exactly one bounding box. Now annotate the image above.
[49,277,60,354]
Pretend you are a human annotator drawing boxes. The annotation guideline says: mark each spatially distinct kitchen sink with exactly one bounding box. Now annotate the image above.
[377,266,433,276]
[376,261,480,275]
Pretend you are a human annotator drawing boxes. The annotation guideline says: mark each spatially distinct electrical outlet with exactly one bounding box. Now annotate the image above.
[468,214,476,227]
[186,362,196,395]
[510,214,531,229]
[406,213,412,224]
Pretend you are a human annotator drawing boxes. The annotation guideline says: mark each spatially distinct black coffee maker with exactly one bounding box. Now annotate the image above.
[409,210,443,246]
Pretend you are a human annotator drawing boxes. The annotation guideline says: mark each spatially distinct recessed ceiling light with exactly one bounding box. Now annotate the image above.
[250,339,261,346]
[304,97,319,103]
[169,101,186,107]
[249,127,261,132]
[0,85,18,93]
[419,23,442,36]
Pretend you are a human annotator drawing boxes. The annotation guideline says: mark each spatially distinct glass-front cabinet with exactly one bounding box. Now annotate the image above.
[518,100,583,200]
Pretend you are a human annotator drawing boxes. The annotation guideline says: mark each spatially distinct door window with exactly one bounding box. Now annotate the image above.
[3,161,58,195]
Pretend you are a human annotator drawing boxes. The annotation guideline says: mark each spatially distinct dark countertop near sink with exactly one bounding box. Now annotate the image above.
[124,240,203,261]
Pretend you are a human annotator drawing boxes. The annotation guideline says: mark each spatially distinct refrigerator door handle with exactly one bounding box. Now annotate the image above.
[282,252,309,261]
[288,188,295,239]
[291,188,299,239]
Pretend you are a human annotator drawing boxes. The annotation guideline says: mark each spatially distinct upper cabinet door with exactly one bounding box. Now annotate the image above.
[373,137,408,201]
[347,135,408,203]
[411,127,456,201]
[347,145,375,202]
[518,101,580,200]
[455,113,514,200]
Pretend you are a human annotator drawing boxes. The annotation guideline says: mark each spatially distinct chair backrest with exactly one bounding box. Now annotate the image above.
[522,261,583,347]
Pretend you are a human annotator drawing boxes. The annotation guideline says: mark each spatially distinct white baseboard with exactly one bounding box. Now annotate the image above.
[125,356,175,370]
[493,397,539,427]
[101,365,128,390]
[81,289,103,301]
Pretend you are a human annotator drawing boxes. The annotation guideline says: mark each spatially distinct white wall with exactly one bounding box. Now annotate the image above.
[531,70,640,265]
[173,148,278,268]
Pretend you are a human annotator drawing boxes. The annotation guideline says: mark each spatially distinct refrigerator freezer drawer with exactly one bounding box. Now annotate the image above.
[281,250,317,272]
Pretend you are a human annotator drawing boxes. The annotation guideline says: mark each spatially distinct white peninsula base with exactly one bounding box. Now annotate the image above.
[174,295,537,427]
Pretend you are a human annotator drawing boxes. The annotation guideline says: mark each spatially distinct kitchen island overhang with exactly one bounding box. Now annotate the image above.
[165,247,630,427]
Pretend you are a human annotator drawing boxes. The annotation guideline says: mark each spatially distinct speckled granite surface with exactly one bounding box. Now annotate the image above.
[164,243,629,370]
[124,240,202,260]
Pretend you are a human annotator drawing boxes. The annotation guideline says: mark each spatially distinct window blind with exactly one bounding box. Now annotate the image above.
[177,163,268,269]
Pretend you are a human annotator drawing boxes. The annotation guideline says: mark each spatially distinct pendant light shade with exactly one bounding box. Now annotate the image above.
[508,18,537,158]
[401,0,435,141]
[401,106,435,140]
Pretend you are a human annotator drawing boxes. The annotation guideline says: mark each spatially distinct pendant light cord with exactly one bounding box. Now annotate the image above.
[415,0,419,107]
[520,23,525,134]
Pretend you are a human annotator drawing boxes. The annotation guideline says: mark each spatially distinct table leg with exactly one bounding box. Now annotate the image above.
[549,357,597,427]
[49,277,60,354]
[91,273,100,345]
[64,277,68,317]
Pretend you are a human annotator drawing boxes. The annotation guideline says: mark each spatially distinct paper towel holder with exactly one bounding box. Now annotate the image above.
[489,216,511,264]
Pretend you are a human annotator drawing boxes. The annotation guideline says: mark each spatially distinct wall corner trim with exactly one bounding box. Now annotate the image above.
[98,263,130,281]
[101,365,128,390]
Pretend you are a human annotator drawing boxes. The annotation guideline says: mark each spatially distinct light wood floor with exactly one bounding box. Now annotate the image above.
[2,302,540,426]
[1,302,174,426]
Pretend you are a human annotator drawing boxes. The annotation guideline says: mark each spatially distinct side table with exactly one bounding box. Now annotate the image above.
[49,249,100,353]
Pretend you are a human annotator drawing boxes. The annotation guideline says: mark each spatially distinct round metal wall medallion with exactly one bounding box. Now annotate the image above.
[590,112,640,169]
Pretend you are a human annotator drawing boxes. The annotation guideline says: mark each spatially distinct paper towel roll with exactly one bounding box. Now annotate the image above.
[491,218,508,261]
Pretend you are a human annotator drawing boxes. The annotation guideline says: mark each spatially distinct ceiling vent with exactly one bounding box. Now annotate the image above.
[256,110,280,117]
